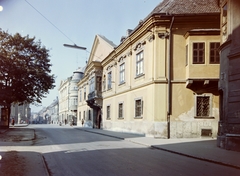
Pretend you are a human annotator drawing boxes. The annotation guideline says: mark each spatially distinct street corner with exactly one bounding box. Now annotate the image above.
[0,128,35,142]
[0,151,49,176]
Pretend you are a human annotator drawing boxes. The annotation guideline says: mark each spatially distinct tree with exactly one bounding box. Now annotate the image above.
[0,29,55,128]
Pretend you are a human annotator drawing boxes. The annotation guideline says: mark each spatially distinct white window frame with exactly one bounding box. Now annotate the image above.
[136,51,144,76]
[119,63,125,84]
[107,71,112,90]
[135,98,143,118]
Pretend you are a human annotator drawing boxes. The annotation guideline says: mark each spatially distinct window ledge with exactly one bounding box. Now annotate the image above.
[134,116,143,119]
[135,73,145,79]
[118,117,124,120]
[106,118,111,120]
[194,116,215,119]
[118,82,126,86]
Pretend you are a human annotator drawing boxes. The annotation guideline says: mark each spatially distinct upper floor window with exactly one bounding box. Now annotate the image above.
[97,76,102,91]
[107,71,112,90]
[89,77,95,93]
[193,43,205,64]
[84,87,86,100]
[186,45,188,66]
[136,51,144,76]
[119,63,125,84]
[79,90,82,102]
[221,2,228,42]
[210,42,220,64]
[102,75,106,91]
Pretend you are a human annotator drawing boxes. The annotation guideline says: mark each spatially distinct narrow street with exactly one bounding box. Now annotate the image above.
[1,124,240,176]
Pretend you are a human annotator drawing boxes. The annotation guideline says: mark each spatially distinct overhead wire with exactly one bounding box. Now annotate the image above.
[24,0,76,45]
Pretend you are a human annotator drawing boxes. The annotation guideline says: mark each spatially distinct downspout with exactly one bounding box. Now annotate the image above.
[167,16,174,139]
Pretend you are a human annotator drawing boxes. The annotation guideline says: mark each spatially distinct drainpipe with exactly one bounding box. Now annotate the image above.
[167,16,174,139]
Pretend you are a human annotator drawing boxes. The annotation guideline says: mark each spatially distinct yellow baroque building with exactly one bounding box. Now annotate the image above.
[101,0,221,138]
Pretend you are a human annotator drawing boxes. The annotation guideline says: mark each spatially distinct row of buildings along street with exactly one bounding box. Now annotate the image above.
[4,0,240,152]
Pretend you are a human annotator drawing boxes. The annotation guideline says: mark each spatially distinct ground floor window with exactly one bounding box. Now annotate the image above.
[106,105,111,119]
[195,94,212,118]
[135,98,143,118]
[79,111,81,120]
[88,110,91,120]
[118,103,123,119]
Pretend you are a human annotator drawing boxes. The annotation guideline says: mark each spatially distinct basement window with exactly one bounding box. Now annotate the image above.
[201,129,212,137]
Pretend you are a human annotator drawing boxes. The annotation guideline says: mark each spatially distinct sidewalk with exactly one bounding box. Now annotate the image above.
[77,127,240,169]
[0,126,48,176]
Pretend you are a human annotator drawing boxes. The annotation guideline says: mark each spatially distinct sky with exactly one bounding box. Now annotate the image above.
[0,0,161,112]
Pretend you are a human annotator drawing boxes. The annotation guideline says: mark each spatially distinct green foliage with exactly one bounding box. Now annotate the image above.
[0,29,55,106]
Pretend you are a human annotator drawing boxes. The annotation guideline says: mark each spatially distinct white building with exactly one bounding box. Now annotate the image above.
[59,68,84,125]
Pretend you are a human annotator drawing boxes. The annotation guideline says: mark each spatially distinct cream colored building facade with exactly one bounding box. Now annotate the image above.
[77,35,116,128]
[101,0,221,138]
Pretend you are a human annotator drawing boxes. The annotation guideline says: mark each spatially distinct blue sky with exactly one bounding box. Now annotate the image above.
[0,0,161,112]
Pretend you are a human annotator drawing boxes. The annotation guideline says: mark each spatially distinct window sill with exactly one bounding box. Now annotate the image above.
[106,118,111,120]
[134,116,143,119]
[118,82,125,86]
[194,116,215,119]
[135,73,145,79]
[118,117,124,120]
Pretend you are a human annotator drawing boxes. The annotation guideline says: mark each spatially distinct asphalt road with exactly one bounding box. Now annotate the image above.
[28,124,240,176]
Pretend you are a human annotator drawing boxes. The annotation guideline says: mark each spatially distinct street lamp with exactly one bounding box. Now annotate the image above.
[63,44,87,50]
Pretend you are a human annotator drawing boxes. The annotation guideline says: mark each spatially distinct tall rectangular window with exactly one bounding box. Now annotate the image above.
[136,51,144,76]
[135,99,143,118]
[193,43,205,64]
[106,105,110,119]
[89,77,95,93]
[107,71,112,89]
[84,87,86,100]
[118,103,123,118]
[88,110,91,120]
[195,95,211,118]
[79,90,82,102]
[97,76,102,91]
[83,111,85,120]
[210,42,220,64]
[79,111,81,120]
[119,63,125,84]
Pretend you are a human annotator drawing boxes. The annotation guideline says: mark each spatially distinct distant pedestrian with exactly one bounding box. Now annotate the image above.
[82,119,84,126]
[11,118,15,126]
[65,119,67,125]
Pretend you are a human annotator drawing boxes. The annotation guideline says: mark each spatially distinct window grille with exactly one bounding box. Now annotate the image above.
[118,103,123,118]
[196,96,210,117]
[135,99,143,117]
